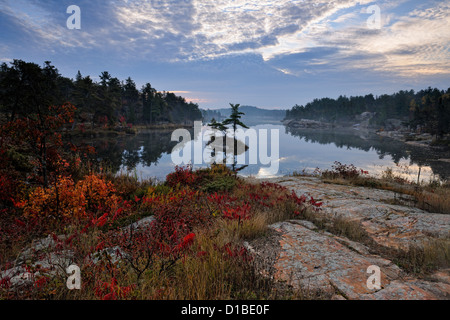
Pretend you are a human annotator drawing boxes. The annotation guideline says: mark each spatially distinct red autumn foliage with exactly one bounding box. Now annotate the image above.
[217,243,253,262]
[1,114,319,300]
[94,277,134,300]
[165,165,197,187]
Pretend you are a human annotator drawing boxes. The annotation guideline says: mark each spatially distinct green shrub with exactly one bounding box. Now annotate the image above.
[202,175,237,193]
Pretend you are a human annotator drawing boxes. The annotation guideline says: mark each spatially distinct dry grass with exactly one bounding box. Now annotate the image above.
[2,176,326,300]
[413,188,450,215]
[390,238,450,274]
[129,178,331,300]
[5,164,448,300]
[293,203,450,276]
[134,230,273,300]
[316,166,450,215]
[216,212,269,242]
[329,215,369,242]
[219,181,304,241]
[295,208,369,244]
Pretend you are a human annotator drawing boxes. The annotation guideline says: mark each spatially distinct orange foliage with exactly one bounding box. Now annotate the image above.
[21,176,85,219]
[20,173,120,220]
[77,173,120,214]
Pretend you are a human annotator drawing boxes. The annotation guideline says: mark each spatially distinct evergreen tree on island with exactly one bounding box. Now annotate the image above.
[222,103,249,135]
[207,103,249,172]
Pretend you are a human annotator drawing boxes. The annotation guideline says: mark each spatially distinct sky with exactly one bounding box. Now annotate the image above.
[0,0,449,110]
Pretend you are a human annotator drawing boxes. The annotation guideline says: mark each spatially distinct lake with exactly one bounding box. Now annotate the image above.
[84,123,450,183]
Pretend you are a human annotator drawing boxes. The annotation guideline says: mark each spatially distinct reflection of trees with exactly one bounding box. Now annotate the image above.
[73,126,450,181]
[286,127,450,180]
[76,129,193,173]
[123,149,141,170]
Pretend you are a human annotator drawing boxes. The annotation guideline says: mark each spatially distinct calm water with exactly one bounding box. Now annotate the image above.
[86,123,450,183]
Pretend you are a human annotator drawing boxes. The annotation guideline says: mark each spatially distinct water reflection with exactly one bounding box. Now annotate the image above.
[79,124,450,182]
[81,129,186,178]
[285,126,450,181]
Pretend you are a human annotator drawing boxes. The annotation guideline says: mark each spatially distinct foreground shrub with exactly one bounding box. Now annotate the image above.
[165,165,197,188]
[20,175,85,219]
[321,161,368,180]
[18,173,122,223]
[1,163,319,300]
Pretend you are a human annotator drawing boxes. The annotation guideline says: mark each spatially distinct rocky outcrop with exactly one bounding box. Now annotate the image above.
[2,174,449,300]
[354,112,376,130]
[258,220,449,299]
[0,235,75,290]
[283,119,333,129]
[248,176,450,300]
[0,216,156,291]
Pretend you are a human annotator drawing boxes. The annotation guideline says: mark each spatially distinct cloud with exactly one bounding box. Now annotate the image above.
[0,57,13,63]
[335,1,450,76]
[1,0,448,80]
[261,0,450,78]
[0,0,99,50]
[332,12,358,24]
[109,0,367,61]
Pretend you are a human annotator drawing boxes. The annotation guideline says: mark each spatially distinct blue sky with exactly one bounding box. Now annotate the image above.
[1,0,449,109]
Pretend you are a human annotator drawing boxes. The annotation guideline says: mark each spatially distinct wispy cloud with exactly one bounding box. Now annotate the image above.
[1,0,448,95]
[0,0,98,49]
[110,0,368,61]
[318,1,450,76]
[0,57,13,63]
[262,0,450,78]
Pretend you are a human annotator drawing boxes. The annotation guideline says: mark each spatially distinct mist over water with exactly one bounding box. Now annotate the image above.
[87,123,450,183]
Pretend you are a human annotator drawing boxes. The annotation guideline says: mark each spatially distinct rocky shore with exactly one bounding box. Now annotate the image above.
[3,174,449,300]
[283,117,450,165]
[283,119,335,129]
[246,176,450,300]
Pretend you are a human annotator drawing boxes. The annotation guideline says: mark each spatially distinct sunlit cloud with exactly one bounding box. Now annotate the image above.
[167,91,215,104]
[111,0,368,61]
[276,68,299,76]
[262,1,450,78]
[186,98,215,104]
[169,91,192,95]
[1,0,448,108]
[330,1,450,76]
[3,0,449,78]
[332,12,358,24]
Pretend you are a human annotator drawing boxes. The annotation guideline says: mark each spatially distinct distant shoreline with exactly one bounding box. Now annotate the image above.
[283,118,450,151]
[65,123,195,139]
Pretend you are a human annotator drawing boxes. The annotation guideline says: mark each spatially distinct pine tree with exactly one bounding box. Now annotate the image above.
[222,103,249,136]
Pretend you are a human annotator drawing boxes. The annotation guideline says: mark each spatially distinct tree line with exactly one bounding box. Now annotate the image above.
[0,59,202,128]
[285,87,450,137]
